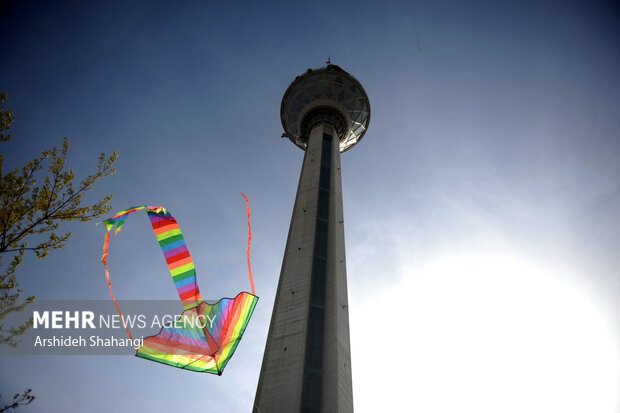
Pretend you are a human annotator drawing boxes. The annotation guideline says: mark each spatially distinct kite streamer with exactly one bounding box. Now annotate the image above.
[100,195,258,374]
[241,192,255,295]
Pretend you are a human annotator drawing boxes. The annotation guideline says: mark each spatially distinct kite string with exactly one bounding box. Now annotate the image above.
[101,232,136,347]
[412,10,422,53]
[240,192,255,295]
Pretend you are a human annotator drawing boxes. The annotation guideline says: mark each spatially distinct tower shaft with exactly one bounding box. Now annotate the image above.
[254,123,353,412]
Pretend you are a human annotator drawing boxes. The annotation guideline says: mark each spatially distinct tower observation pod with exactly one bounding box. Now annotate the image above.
[254,64,370,413]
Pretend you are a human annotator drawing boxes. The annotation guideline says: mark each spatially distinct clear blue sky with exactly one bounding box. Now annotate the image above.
[1,1,619,411]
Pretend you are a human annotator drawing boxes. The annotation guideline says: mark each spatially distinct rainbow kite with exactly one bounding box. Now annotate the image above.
[100,194,258,374]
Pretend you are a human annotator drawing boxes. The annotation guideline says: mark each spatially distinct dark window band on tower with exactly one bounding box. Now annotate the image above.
[302,132,332,413]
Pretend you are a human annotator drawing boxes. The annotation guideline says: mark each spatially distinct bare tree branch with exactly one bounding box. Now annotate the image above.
[0,389,35,412]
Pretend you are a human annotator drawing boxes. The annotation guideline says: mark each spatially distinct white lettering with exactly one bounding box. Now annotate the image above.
[51,311,63,328]
[65,311,79,328]
[82,311,96,329]
[33,311,48,329]
[150,315,162,329]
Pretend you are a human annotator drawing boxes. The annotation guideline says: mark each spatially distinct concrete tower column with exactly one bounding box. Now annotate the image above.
[254,123,353,413]
[254,64,369,413]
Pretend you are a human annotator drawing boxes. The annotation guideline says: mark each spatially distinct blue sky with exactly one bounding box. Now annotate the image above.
[1,1,619,411]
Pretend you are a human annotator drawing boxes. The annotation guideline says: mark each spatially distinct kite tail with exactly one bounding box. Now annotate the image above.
[101,232,136,346]
[241,192,255,295]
